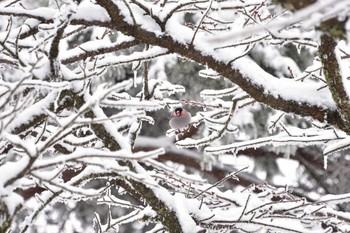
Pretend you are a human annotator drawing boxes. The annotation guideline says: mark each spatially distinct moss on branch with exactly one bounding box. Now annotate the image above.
[319,33,350,132]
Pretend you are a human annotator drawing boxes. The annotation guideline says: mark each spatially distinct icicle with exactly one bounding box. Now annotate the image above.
[323,155,328,170]
[35,193,44,204]
[132,60,141,88]
[232,149,237,159]
[133,70,137,88]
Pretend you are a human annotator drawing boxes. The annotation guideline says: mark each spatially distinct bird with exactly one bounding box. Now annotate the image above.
[169,107,191,129]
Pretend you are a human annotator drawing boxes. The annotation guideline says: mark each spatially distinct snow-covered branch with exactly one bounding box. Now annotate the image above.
[1,0,350,232]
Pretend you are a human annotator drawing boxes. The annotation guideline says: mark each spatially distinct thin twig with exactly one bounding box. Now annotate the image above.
[189,0,213,49]
[193,166,248,198]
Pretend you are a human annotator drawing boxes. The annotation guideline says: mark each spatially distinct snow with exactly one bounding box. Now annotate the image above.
[207,0,346,43]
[319,193,350,205]
[5,91,59,133]
[171,193,200,233]
[0,7,57,21]
[200,86,239,98]
[89,95,131,151]
[115,1,162,35]
[0,182,23,215]
[73,3,110,22]
[198,68,220,79]
[0,155,30,187]
[108,0,339,111]
[323,155,328,170]
[101,98,164,110]
[2,0,350,232]
[30,56,51,80]
[233,57,335,109]
[0,2,110,23]
[148,54,176,81]
[60,35,135,63]
[253,44,302,78]
[32,148,130,170]
[165,12,193,45]
[323,137,350,155]
[205,129,344,155]
[273,158,299,186]
[95,47,168,69]
[152,189,201,233]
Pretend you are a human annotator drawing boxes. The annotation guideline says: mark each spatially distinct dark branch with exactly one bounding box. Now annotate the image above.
[319,34,350,132]
[96,0,345,133]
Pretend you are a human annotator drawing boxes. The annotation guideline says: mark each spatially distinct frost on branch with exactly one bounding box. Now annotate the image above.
[1,0,350,232]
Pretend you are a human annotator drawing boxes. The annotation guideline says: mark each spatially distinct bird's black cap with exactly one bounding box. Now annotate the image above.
[174,107,183,113]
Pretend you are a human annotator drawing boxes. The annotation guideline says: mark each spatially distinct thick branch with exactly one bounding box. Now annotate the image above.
[72,93,121,151]
[126,179,184,233]
[319,34,350,132]
[49,23,67,78]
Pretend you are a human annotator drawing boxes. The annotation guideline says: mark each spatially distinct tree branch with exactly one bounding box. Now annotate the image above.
[61,39,140,65]
[126,179,184,233]
[319,33,350,132]
[95,0,346,133]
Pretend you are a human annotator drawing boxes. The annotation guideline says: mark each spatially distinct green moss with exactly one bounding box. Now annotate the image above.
[319,18,347,40]
[272,0,316,10]
[319,34,350,133]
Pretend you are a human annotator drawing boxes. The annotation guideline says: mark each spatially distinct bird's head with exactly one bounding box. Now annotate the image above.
[173,107,184,117]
